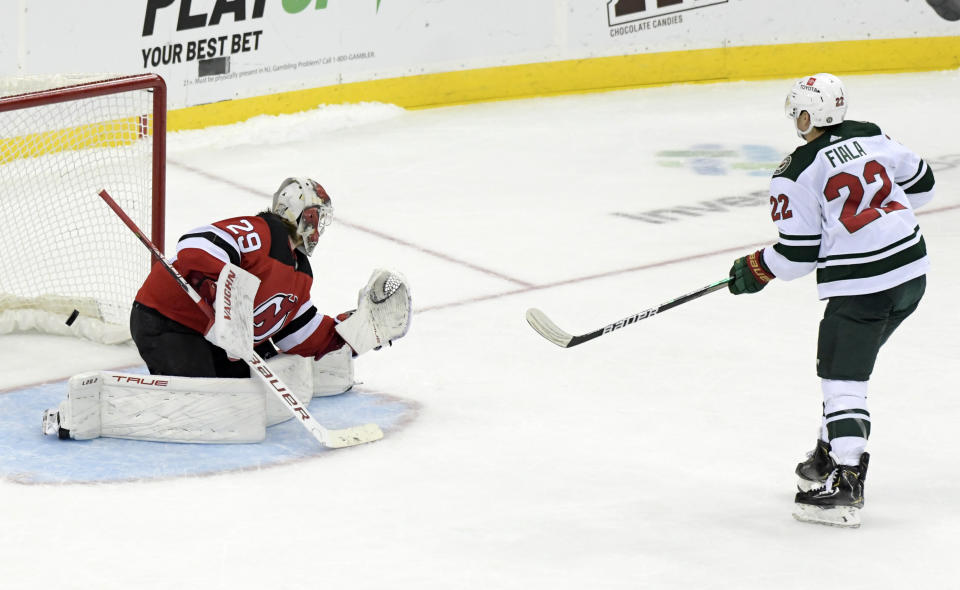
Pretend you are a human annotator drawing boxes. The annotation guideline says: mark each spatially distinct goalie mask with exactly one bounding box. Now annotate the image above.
[784,73,847,138]
[272,177,334,256]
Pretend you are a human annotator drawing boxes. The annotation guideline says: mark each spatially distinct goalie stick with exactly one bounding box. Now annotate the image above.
[98,189,383,448]
[526,277,731,348]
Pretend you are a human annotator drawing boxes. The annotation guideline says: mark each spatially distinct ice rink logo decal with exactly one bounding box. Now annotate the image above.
[657,144,782,177]
[612,190,768,225]
[614,154,960,225]
[607,0,727,27]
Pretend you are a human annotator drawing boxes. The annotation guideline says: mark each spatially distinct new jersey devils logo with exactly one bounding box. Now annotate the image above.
[253,293,299,341]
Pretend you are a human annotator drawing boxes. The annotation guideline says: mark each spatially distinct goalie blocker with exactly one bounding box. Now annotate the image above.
[42,346,355,443]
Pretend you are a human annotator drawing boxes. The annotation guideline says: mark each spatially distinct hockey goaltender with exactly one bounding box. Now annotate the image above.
[42,177,411,444]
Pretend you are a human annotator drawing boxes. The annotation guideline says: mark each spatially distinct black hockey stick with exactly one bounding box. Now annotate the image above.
[525,277,731,348]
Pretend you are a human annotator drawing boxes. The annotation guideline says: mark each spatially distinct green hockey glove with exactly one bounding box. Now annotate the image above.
[728,249,776,295]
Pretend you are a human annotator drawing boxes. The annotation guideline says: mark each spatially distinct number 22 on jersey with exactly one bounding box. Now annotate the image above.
[770,194,793,221]
[824,160,904,233]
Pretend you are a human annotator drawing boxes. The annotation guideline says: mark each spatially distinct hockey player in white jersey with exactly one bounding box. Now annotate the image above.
[727,74,935,527]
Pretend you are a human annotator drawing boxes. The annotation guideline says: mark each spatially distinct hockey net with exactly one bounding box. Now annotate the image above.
[0,74,165,344]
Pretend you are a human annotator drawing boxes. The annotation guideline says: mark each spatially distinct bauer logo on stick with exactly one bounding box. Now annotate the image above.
[603,308,658,334]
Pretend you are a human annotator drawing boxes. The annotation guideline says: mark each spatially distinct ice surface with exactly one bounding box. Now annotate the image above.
[1,71,959,589]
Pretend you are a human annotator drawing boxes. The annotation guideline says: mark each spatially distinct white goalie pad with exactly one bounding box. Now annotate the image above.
[57,371,267,443]
[206,263,260,360]
[262,355,313,426]
[49,345,358,442]
[335,269,412,355]
[312,343,356,396]
[262,345,356,425]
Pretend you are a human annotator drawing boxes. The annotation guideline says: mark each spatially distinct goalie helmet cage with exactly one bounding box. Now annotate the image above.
[0,73,166,344]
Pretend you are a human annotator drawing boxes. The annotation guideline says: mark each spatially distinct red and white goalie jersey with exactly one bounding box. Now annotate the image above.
[135,213,345,359]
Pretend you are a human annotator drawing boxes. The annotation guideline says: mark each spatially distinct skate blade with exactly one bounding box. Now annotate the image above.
[792,503,861,528]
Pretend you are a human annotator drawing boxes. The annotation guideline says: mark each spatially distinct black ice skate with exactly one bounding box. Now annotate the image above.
[793,452,869,528]
[795,439,835,492]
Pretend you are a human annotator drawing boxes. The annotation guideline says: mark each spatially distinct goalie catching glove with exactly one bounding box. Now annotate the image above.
[335,269,412,355]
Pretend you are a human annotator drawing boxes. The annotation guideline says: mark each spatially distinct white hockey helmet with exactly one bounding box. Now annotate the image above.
[271,177,333,256]
[784,73,847,137]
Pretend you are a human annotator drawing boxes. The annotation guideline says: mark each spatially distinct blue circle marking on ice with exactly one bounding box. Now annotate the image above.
[0,378,418,484]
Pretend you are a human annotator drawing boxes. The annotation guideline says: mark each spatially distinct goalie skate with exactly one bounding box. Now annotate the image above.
[41,409,58,436]
[41,409,68,440]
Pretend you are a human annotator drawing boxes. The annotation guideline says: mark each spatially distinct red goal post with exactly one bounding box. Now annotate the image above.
[0,74,166,343]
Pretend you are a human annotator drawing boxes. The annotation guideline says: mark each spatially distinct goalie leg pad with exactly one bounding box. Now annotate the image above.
[262,354,314,426]
[55,372,267,443]
[335,269,412,355]
[312,343,355,397]
[57,373,104,440]
[260,347,355,425]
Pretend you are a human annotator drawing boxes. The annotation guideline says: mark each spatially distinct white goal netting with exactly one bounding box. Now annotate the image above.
[0,74,165,344]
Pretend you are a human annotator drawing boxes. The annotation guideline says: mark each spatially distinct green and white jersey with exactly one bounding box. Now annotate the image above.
[761,120,935,299]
